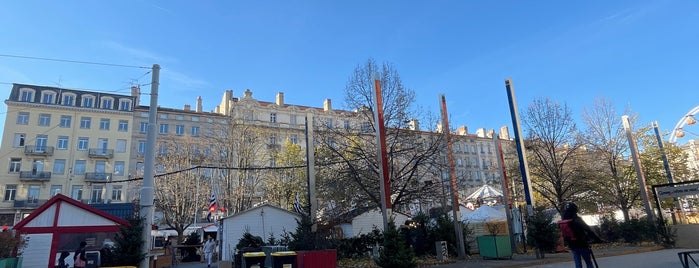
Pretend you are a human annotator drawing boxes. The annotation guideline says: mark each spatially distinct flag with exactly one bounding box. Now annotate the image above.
[207,191,217,222]
[293,193,304,214]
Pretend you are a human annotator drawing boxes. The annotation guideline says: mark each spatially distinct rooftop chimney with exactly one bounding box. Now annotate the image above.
[184,104,191,111]
[499,126,510,140]
[196,96,202,112]
[408,118,420,131]
[131,86,140,106]
[276,92,284,106]
[244,89,253,98]
[324,99,332,111]
[475,128,487,137]
[457,126,468,135]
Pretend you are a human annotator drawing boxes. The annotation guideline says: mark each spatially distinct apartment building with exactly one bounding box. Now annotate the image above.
[1,83,514,225]
[0,84,135,225]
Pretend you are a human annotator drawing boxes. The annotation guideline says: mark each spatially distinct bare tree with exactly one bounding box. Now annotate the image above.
[261,138,307,209]
[580,98,641,220]
[154,135,211,242]
[315,59,445,216]
[523,98,587,214]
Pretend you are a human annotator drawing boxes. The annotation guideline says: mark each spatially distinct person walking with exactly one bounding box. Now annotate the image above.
[559,202,603,268]
[73,241,88,268]
[56,251,70,268]
[203,236,216,268]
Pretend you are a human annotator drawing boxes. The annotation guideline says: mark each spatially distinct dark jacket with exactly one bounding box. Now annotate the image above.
[562,205,602,249]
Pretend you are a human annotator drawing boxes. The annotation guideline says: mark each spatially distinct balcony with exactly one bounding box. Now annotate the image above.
[24,145,54,156]
[84,172,113,182]
[19,171,52,181]
[88,148,114,158]
[13,198,47,208]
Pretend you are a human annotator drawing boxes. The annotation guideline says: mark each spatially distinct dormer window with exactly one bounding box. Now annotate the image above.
[101,97,114,109]
[119,99,132,111]
[62,94,76,106]
[82,96,95,108]
[41,91,56,104]
[19,88,35,102]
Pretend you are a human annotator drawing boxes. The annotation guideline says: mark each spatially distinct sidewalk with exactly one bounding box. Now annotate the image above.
[431,245,664,268]
[171,260,219,268]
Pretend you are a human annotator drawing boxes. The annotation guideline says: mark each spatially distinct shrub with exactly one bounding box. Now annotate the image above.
[0,231,27,258]
[598,214,621,242]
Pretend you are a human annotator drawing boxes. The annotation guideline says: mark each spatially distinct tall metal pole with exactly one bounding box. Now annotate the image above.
[139,64,159,268]
[622,115,655,223]
[371,73,391,231]
[504,78,535,215]
[494,134,517,253]
[439,94,466,260]
[653,121,680,223]
[304,114,317,231]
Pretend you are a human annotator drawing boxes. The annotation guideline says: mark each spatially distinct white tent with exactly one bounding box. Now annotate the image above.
[461,205,506,223]
[466,185,503,200]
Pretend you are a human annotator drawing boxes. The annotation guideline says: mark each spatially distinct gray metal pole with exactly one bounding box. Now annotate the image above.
[139,64,159,268]
[304,114,317,231]
[653,121,681,223]
[622,115,655,223]
[504,78,535,215]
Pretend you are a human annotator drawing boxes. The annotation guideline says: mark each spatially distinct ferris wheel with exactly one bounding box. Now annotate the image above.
[669,105,699,143]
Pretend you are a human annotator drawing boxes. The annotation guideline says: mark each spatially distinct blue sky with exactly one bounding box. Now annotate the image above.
[1,1,698,144]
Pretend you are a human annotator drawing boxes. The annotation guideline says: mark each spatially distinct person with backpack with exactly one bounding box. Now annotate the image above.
[558,202,603,268]
[73,241,87,268]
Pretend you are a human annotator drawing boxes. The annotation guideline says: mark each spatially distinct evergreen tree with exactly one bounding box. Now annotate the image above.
[374,221,416,268]
[102,217,146,266]
[526,206,559,258]
[287,213,316,251]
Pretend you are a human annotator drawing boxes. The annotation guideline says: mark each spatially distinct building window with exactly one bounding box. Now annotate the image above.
[111,185,123,201]
[42,92,55,104]
[80,117,91,129]
[4,185,17,201]
[290,115,297,125]
[62,94,75,106]
[269,134,277,145]
[57,136,68,150]
[326,118,333,129]
[81,96,94,108]
[114,161,125,176]
[35,135,48,152]
[344,120,350,130]
[140,122,148,133]
[175,125,185,135]
[361,122,371,132]
[191,126,200,137]
[38,114,51,126]
[20,89,34,102]
[119,100,131,111]
[77,137,89,151]
[118,120,128,132]
[138,141,146,154]
[90,185,102,203]
[50,185,62,197]
[270,113,277,123]
[28,185,40,202]
[71,186,83,200]
[270,156,277,167]
[13,134,25,147]
[176,115,184,120]
[116,139,127,153]
[16,112,29,125]
[74,160,86,175]
[159,124,169,134]
[60,115,71,128]
[159,113,168,119]
[53,159,66,175]
[99,118,110,130]
[9,158,21,173]
[101,98,113,109]
[290,134,298,144]
[191,116,199,122]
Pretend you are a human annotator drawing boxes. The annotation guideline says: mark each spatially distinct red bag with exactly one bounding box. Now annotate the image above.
[74,252,86,267]
[558,219,577,241]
